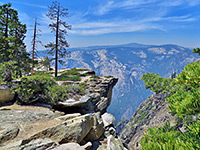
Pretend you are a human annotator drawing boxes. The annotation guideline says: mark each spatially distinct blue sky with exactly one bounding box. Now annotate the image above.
[1,0,200,50]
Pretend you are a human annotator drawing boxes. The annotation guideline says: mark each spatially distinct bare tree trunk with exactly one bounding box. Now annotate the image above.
[31,17,37,76]
[55,4,60,77]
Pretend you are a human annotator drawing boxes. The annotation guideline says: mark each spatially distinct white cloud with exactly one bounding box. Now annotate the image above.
[93,0,200,16]
[11,1,47,9]
[18,12,32,25]
[142,15,197,22]
[69,19,163,35]
[69,12,196,36]
[73,22,118,29]
[158,0,200,7]
[40,13,52,26]
[186,0,200,6]
[95,0,115,15]
[34,0,199,37]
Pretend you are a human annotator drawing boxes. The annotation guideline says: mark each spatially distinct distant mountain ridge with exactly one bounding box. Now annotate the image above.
[38,43,198,120]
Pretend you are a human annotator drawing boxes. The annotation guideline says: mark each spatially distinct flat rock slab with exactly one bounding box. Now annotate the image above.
[22,114,95,144]
[52,143,85,150]
[0,104,63,147]
[102,113,115,127]
[0,104,62,129]
[0,125,19,144]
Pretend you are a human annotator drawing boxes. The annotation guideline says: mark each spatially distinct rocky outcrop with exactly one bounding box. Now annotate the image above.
[0,69,126,150]
[55,76,118,115]
[107,135,128,150]
[120,93,175,150]
[0,125,19,144]
[1,138,58,150]
[102,113,116,127]
[21,113,100,145]
[52,43,198,120]
[0,84,15,105]
[84,112,104,141]
[0,105,104,150]
[52,143,85,150]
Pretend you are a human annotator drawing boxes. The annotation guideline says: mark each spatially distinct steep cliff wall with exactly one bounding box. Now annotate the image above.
[120,93,175,150]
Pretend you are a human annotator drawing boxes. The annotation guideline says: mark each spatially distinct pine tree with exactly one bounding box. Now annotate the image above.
[141,60,200,150]
[192,47,200,56]
[31,17,42,75]
[45,0,71,77]
[0,3,31,81]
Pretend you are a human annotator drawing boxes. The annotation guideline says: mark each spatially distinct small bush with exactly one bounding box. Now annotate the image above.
[13,74,87,105]
[74,68,89,71]
[79,73,90,77]
[0,77,4,84]
[54,68,84,81]
[54,76,81,81]
[91,75,100,79]
[105,76,113,78]
[13,78,42,104]
[34,71,53,76]
[46,85,70,104]
[13,75,57,104]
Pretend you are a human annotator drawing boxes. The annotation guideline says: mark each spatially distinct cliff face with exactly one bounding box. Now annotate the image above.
[120,93,175,150]
[0,69,127,150]
[38,43,198,120]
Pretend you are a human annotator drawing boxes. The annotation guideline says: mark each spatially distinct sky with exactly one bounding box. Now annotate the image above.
[1,0,200,51]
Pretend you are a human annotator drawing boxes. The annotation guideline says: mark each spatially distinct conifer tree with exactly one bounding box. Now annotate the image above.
[45,0,71,77]
[31,17,42,75]
[192,47,200,56]
[0,3,31,81]
[141,60,200,150]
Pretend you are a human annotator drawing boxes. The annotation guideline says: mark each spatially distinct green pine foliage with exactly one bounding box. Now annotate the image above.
[13,74,87,105]
[167,88,200,117]
[141,73,174,94]
[141,60,200,149]
[13,75,57,104]
[45,1,72,77]
[141,122,199,150]
[0,3,32,81]
[176,61,200,86]
[46,85,70,104]
[167,61,200,116]
[54,68,92,81]
[192,48,200,56]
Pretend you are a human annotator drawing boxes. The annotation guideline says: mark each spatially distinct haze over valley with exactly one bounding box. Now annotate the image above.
[39,43,198,120]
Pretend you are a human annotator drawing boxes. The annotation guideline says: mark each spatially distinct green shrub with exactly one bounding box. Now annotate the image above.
[54,75,81,81]
[74,68,89,71]
[13,74,87,105]
[141,121,200,150]
[105,76,113,78]
[61,68,80,76]
[13,78,42,104]
[0,77,4,84]
[54,68,84,81]
[46,85,70,104]
[141,60,200,150]
[91,75,100,79]
[13,75,57,104]
[65,84,86,95]
[34,71,53,76]
[79,73,90,77]
[47,83,86,104]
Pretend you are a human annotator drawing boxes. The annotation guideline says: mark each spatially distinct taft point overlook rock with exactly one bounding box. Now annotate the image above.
[0,68,127,150]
